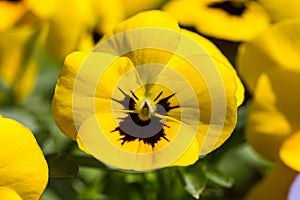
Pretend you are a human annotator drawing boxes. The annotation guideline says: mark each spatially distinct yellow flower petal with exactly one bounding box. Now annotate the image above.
[93,0,125,34]
[0,1,27,31]
[245,74,292,161]
[0,187,22,200]
[280,131,300,172]
[258,0,300,21]
[52,51,135,139]
[78,112,199,171]
[0,115,48,200]
[99,10,181,66]
[45,0,94,60]
[52,51,89,139]
[0,25,38,102]
[245,163,297,200]
[164,0,270,41]
[237,18,300,92]
[167,30,244,154]
[179,29,244,106]
[24,0,59,19]
[122,0,166,17]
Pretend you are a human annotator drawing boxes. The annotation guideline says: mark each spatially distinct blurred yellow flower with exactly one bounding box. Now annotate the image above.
[0,25,40,103]
[237,19,300,161]
[0,115,48,200]
[0,1,27,31]
[122,0,167,16]
[52,11,244,171]
[163,0,270,41]
[280,131,300,172]
[258,0,300,21]
[245,163,297,200]
[24,0,125,61]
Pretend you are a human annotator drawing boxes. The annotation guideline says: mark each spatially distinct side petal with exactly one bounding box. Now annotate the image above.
[166,30,244,154]
[52,51,135,139]
[52,51,89,139]
[0,116,48,200]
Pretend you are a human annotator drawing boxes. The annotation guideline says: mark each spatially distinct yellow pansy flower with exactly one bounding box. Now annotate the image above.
[0,25,39,103]
[0,115,48,199]
[52,11,244,171]
[258,0,300,22]
[163,0,270,41]
[237,19,300,161]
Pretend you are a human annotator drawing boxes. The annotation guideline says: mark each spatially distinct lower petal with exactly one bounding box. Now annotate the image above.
[77,112,199,171]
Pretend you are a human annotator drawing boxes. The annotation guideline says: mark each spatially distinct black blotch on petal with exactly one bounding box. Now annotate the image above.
[156,93,180,114]
[111,90,179,148]
[111,116,168,148]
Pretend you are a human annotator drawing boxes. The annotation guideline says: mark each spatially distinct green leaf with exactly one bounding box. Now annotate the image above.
[179,164,208,199]
[206,164,234,188]
[46,153,79,178]
[72,155,108,169]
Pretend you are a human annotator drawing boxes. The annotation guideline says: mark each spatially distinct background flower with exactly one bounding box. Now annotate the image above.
[237,18,300,200]
[0,115,48,200]
[258,0,300,21]
[163,0,270,41]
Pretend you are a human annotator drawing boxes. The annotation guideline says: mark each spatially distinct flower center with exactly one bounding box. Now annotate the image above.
[111,85,180,148]
[208,1,247,16]
[136,98,154,121]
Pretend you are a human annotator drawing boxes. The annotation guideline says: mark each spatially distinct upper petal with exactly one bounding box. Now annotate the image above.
[96,10,181,66]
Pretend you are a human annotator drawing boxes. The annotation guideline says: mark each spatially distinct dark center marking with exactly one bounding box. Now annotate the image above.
[208,1,246,16]
[111,90,179,148]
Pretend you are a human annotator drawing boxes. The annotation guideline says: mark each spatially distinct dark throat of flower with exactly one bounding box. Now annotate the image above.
[208,1,247,16]
[111,88,179,148]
